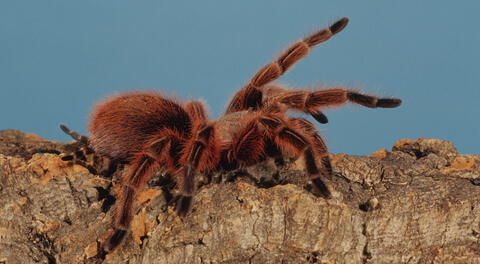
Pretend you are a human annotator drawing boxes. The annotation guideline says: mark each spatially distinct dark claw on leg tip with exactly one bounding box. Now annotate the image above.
[61,155,74,161]
[330,17,349,34]
[104,229,127,253]
[312,178,332,199]
[176,195,192,218]
[376,98,402,108]
[311,111,329,124]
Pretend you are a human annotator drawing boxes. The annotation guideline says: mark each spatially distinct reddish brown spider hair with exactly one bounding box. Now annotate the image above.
[62,17,401,253]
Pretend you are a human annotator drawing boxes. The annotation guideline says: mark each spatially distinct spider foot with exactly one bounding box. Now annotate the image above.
[311,177,332,199]
[175,195,192,218]
[103,229,127,253]
[309,109,329,124]
[347,93,402,108]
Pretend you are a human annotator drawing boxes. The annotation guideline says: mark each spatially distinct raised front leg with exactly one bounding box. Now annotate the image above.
[226,18,349,114]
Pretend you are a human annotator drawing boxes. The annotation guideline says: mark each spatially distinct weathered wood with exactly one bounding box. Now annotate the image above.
[0,130,479,263]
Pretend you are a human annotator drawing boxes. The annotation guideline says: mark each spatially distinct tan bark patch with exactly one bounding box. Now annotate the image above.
[442,155,477,173]
[131,210,154,245]
[330,153,346,166]
[369,149,389,159]
[135,188,162,207]
[392,139,415,149]
[84,241,98,259]
[18,154,89,184]
[38,221,61,233]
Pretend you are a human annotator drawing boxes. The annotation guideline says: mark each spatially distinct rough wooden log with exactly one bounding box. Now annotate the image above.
[0,130,479,263]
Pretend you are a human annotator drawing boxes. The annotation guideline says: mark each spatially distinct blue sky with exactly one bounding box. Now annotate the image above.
[1,1,478,155]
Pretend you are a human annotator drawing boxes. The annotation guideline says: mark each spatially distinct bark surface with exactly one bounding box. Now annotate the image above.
[0,129,479,264]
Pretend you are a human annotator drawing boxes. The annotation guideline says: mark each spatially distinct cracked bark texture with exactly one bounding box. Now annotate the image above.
[0,129,479,264]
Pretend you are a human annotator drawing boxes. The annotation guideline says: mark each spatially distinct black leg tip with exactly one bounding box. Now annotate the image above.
[330,17,349,34]
[176,195,193,218]
[60,155,74,161]
[311,111,329,124]
[104,229,127,253]
[59,124,70,133]
[377,98,402,108]
[347,92,377,108]
[312,178,332,199]
[321,156,333,175]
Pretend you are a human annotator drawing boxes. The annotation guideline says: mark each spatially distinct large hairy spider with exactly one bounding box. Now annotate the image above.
[63,17,401,252]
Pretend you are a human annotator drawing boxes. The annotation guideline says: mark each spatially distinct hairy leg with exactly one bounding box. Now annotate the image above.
[226,18,349,114]
[304,88,401,108]
[185,100,208,122]
[262,84,330,123]
[60,124,89,144]
[229,114,331,197]
[258,115,332,197]
[176,122,220,217]
[104,133,181,252]
[262,84,401,124]
[227,118,266,167]
[58,124,104,174]
[290,118,332,175]
[59,124,91,159]
[105,154,158,252]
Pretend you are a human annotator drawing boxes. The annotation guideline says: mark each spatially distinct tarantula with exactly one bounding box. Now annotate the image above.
[63,17,401,252]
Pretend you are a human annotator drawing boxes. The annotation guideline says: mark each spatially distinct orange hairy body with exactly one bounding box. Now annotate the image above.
[89,92,192,162]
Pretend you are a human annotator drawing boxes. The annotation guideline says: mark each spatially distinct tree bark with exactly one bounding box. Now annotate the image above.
[0,130,479,264]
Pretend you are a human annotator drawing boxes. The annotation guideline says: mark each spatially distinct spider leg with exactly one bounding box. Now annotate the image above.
[291,118,332,175]
[262,85,401,124]
[305,88,402,109]
[227,119,266,167]
[176,123,219,217]
[229,114,331,197]
[263,98,330,126]
[309,109,329,124]
[104,133,180,252]
[105,155,158,252]
[258,116,332,198]
[185,100,208,121]
[59,124,91,160]
[262,85,330,124]
[60,124,89,145]
[226,18,349,114]
[58,124,103,174]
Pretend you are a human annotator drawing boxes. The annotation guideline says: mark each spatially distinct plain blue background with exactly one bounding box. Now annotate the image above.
[1,1,478,155]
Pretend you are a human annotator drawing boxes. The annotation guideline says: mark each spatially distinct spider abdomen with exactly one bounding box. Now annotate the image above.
[89,91,192,161]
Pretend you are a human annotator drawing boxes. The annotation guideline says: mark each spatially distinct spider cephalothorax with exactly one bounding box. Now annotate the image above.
[63,17,401,252]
